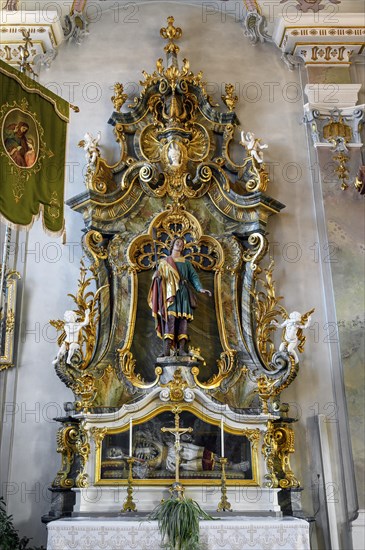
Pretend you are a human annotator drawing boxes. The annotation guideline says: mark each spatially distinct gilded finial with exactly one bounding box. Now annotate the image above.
[160,16,182,54]
[111,82,128,112]
[222,83,238,112]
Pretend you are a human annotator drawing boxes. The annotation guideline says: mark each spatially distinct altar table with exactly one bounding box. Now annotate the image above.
[47,515,311,550]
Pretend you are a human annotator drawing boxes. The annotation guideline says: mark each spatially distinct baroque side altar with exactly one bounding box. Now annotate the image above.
[45,17,313,521]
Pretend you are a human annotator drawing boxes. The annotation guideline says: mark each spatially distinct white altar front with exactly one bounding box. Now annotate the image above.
[47,516,311,550]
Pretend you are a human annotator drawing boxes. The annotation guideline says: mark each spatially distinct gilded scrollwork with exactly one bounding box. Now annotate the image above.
[47,18,312,506]
[242,233,268,273]
[251,260,287,367]
[52,424,78,488]
[242,428,261,451]
[83,230,108,272]
[245,161,269,193]
[0,270,20,371]
[90,427,107,450]
[50,259,108,372]
[191,350,236,390]
[72,373,98,412]
[262,420,279,488]
[119,349,163,389]
[220,235,243,274]
[96,16,280,210]
[262,421,300,489]
[127,204,223,273]
[87,157,117,194]
[274,424,300,489]
[160,368,189,402]
[75,424,90,488]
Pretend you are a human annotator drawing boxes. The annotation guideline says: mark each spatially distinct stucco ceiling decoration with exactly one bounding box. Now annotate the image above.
[273,13,365,68]
[1,2,364,74]
[0,9,64,70]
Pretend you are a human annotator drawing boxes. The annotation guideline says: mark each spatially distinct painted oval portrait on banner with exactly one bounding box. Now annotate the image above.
[1,108,39,169]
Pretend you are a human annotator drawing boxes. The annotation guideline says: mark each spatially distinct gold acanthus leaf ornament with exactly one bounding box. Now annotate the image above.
[50,258,109,371]
[222,83,238,112]
[262,420,300,489]
[252,260,287,367]
[111,82,128,112]
[160,15,182,54]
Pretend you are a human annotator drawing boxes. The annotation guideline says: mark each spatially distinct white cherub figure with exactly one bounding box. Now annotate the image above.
[272,311,312,364]
[79,131,101,166]
[240,130,268,164]
[52,308,90,365]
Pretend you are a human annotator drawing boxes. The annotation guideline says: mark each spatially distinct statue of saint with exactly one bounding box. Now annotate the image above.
[148,237,211,356]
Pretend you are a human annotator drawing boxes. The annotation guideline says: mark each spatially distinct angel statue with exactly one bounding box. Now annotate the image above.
[240,130,268,164]
[52,308,90,365]
[78,131,101,166]
[271,310,313,364]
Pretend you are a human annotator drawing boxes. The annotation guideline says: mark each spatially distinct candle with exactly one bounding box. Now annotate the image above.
[221,417,224,457]
[129,418,133,457]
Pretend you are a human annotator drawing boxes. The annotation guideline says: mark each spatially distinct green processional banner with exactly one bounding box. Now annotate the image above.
[0,59,69,235]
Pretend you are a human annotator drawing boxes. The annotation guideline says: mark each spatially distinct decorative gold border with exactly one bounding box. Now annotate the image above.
[0,62,69,122]
[94,403,261,486]
[76,180,143,218]
[0,24,60,48]
[0,271,20,370]
[0,99,54,201]
[0,39,46,53]
[279,27,365,49]
[1,107,40,170]
[118,206,238,389]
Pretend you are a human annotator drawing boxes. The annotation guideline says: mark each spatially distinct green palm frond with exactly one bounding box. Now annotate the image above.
[148,496,214,550]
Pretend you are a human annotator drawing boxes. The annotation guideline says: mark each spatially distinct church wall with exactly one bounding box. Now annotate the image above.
[0,3,361,547]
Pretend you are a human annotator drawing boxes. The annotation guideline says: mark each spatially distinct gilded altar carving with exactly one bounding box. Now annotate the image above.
[52,424,79,489]
[54,17,312,413]
[52,421,92,490]
[262,420,300,489]
[49,18,314,502]
[0,270,20,371]
[75,424,90,488]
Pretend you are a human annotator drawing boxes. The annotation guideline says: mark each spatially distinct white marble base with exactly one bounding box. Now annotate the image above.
[73,486,281,514]
[47,516,310,550]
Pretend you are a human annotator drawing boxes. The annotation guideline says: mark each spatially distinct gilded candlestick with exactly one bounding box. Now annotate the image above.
[217,457,232,512]
[122,457,137,512]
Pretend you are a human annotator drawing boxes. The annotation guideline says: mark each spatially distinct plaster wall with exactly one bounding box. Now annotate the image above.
[0,3,360,547]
